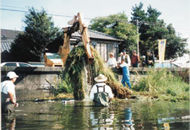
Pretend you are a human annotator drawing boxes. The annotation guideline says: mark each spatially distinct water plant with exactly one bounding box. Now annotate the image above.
[133,69,189,101]
[57,45,132,100]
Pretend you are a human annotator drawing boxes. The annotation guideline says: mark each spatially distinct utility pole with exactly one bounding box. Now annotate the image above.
[136,20,140,57]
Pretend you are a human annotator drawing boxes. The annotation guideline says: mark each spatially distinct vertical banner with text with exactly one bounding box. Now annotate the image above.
[158,39,166,63]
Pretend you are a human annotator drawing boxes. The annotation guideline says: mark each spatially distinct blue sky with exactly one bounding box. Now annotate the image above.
[1,0,190,46]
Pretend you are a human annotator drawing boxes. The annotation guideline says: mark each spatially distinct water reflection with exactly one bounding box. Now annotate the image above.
[90,107,114,130]
[1,101,190,130]
[122,108,135,130]
[2,114,16,130]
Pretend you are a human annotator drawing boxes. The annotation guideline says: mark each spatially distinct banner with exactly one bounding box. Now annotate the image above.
[158,39,166,63]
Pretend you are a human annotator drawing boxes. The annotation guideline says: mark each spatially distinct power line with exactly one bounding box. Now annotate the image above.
[0,8,92,20]
[0,8,26,13]
[2,4,27,10]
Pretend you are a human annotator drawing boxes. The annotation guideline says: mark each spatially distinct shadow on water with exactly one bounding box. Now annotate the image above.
[1,100,190,130]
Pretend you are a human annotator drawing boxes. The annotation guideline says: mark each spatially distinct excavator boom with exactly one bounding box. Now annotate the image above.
[45,13,94,67]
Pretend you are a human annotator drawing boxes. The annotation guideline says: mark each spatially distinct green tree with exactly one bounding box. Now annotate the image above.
[90,13,137,52]
[165,24,188,58]
[131,3,188,59]
[10,8,60,61]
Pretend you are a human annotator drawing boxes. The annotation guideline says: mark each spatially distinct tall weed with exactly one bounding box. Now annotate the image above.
[133,69,189,100]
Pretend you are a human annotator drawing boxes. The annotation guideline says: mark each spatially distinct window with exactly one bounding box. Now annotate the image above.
[19,63,31,67]
[4,63,17,66]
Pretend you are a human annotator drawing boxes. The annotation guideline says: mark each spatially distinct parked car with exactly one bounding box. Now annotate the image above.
[28,62,45,67]
[0,62,32,67]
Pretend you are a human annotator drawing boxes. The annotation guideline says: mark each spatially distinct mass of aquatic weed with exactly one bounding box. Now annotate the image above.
[56,45,131,100]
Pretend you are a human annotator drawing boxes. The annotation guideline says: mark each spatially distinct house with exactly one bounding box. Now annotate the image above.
[71,29,122,61]
[1,29,122,62]
[1,29,22,62]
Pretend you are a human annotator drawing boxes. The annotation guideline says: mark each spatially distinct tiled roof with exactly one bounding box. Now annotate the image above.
[1,29,122,42]
[1,29,22,40]
[72,29,123,42]
[1,29,122,53]
[1,40,13,52]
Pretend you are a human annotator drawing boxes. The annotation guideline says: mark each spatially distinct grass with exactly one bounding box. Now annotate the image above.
[133,69,190,101]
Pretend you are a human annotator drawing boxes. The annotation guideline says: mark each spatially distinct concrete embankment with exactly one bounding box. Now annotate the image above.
[1,67,63,101]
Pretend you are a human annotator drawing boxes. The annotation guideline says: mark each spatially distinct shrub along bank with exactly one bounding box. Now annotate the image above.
[132,69,189,102]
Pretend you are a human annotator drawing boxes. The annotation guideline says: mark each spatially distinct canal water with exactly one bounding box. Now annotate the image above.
[2,99,189,130]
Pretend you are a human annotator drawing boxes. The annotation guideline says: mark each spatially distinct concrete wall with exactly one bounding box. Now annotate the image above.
[1,67,64,101]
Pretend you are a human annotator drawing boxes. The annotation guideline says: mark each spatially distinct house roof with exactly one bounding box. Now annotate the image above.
[1,29,122,53]
[1,29,122,42]
[1,40,13,52]
[1,29,22,40]
[72,29,123,42]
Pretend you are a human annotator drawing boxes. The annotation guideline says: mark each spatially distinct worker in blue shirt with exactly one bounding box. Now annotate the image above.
[119,59,132,89]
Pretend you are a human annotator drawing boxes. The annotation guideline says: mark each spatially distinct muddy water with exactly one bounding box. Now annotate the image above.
[2,99,190,130]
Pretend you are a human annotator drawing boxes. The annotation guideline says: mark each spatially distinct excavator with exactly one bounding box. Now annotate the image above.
[44,13,132,99]
[44,13,94,67]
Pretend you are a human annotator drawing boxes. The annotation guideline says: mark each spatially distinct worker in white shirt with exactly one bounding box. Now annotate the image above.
[1,71,19,113]
[117,52,123,64]
[122,50,131,67]
[90,74,114,106]
[107,52,117,68]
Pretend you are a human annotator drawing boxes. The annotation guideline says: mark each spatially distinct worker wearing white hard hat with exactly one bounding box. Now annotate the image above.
[1,71,19,113]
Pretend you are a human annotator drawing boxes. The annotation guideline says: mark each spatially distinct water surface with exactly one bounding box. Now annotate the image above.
[2,99,190,130]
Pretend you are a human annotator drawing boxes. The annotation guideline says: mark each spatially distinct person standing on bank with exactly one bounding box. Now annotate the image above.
[120,59,132,89]
[131,50,140,67]
[145,50,155,67]
[90,74,114,107]
[117,52,123,64]
[122,50,131,67]
[1,71,19,113]
[107,52,117,68]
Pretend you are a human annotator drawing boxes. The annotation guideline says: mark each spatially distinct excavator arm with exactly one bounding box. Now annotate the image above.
[59,13,94,64]
[45,13,93,67]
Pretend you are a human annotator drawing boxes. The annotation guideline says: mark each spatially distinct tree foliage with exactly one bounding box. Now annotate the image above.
[131,2,188,59]
[90,13,137,52]
[90,3,188,59]
[10,8,61,61]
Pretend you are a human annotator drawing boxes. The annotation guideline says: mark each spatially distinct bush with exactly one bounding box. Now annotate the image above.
[133,69,189,100]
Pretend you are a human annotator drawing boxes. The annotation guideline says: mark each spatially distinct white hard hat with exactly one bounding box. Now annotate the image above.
[7,71,19,79]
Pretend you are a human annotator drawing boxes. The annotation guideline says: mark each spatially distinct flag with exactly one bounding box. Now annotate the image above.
[158,39,166,63]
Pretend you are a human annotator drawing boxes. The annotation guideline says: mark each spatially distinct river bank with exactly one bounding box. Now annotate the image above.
[43,68,189,102]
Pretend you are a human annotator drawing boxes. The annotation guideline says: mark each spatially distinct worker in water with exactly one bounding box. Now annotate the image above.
[1,71,19,114]
[90,74,114,107]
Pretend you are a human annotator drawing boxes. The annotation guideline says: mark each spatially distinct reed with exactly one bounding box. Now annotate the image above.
[133,69,189,101]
